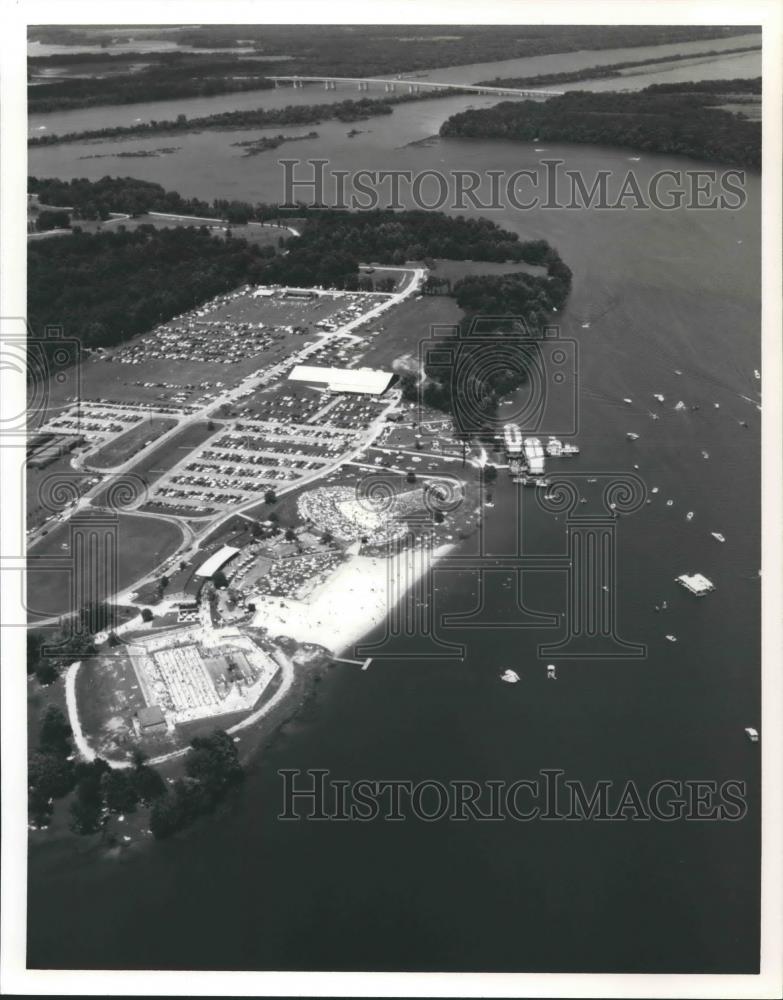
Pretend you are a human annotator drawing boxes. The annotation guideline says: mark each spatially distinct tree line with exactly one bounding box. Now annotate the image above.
[29,699,242,841]
[28,24,757,111]
[29,703,166,832]
[28,179,571,349]
[28,225,272,350]
[28,97,402,147]
[399,264,573,432]
[440,80,761,169]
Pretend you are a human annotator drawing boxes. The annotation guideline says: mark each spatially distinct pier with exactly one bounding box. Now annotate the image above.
[332,656,374,670]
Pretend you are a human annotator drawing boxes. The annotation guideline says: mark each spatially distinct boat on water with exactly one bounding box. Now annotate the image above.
[744,727,759,743]
[653,393,665,403]
[623,398,633,405]
[686,511,694,521]
[665,635,677,642]
[501,669,520,684]
[711,532,725,543]
[626,432,639,441]
[546,664,557,679]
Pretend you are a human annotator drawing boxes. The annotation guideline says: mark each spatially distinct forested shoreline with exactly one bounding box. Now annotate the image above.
[28,96,424,147]
[29,178,571,354]
[474,45,760,89]
[441,80,761,169]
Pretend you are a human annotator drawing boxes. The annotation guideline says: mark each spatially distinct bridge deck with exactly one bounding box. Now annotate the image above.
[267,76,564,98]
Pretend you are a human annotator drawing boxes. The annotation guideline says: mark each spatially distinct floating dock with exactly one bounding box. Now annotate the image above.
[676,573,715,596]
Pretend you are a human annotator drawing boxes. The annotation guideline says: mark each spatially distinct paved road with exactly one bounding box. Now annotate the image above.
[30,266,427,615]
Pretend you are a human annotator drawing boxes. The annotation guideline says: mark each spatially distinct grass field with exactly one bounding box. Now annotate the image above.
[27,454,98,530]
[359,294,462,369]
[27,511,184,621]
[88,416,177,469]
[429,258,548,282]
[74,652,150,760]
[94,420,219,507]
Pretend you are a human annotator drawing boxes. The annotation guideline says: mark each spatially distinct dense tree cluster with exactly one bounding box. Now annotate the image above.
[29,175,218,220]
[27,611,105,685]
[28,226,270,349]
[402,264,572,431]
[35,209,70,232]
[28,705,165,831]
[264,211,569,288]
[148,730,243,839]
[28,180,569,345]
[441,81,761,169]
[29,55,278,112]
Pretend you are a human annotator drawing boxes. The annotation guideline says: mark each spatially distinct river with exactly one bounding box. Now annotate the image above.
[26,39,760,973]
[27,31,759,137]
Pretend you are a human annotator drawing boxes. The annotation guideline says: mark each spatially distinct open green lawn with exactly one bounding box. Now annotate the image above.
[74,652,149,760]
[27,511,184,621]
[27,453,97,530]
[429,257,547,282]
[89,416,177,469]
[359,293,462,369]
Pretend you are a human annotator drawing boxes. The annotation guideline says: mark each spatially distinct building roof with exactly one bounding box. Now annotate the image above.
[196,545,240,578]
[289,365,394,395]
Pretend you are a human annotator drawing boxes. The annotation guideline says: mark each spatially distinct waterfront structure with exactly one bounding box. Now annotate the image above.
[676,572,716,595]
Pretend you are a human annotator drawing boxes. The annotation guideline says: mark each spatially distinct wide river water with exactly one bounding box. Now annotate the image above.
[27,37,761,973]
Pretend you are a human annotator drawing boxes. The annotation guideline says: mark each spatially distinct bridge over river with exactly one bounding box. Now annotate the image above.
[268,75,564,99]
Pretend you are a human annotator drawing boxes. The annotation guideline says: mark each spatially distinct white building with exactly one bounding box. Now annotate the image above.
[288,365,394,395]
[196,545,240,579]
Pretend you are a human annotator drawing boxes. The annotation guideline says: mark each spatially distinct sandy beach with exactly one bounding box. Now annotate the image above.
[250,543,454,655]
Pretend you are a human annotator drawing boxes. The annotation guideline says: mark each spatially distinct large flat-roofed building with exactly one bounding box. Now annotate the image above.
[288,365,394,396]
[195,545,240,579]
